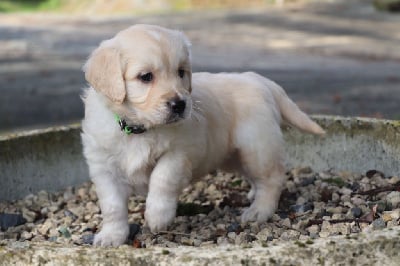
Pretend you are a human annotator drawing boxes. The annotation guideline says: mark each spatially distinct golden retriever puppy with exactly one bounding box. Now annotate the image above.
[81,24,325,247]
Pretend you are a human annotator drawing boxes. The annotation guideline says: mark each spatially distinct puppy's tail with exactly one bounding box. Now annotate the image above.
[271,83,325,135]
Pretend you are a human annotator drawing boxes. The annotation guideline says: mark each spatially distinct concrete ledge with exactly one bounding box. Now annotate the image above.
[284,115,400,176]
[1,115,400,201]
[0,124,88,201]
[1,227,399,265]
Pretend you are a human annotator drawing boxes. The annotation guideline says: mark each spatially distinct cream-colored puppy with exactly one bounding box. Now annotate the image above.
[81,24,324,247]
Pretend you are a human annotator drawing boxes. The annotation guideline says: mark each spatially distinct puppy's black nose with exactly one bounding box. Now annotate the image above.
[168,98,186,115]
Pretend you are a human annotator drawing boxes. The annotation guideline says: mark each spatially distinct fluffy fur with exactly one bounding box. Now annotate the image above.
[81,24,325,247]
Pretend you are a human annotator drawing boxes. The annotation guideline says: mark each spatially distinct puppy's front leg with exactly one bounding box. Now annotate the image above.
[92,173,132,247]
[145,153,191,232]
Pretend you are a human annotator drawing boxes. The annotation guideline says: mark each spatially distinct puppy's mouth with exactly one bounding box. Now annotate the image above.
[166,113,185,124]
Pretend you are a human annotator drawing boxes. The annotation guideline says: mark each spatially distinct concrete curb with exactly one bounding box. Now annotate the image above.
[285,115,400,177]
[0,124,88,201]
[1,227,399,265]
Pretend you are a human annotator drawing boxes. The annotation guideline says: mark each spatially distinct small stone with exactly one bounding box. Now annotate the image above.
[207,184,217,193]
[216,236,229,245]
[389,209,400,219]
[331,193,340,202]
[387,191,400,208]
[339,187,353,196]
[86,202,100,215]
[296,196,307,205]
[256,227,273,241]
[20,231,33,241]
[38,220,53,236]
[280,230,300,241]
[31,235,46,242]
[22,208,37,223]
[351,207,363,218]
[332,213,345,220]
[291,167,313,176]
[326,206,343,214]
[320,221,331,235]
[200,241,215,247]
[64,210,78,220]
[307,225,320,235]
[48,228,60,238]
[0,213,27,231]
[58,227,71,238]
[193,239,202,247]
[350,182,361,192]
[180,237,193,245]
[382,209,400,222]
[227,232,236,240]
[235,232,256,245]
[360,177,372,189]
[382,212,393,222]
[226,222,242,232]
[301,177,316,186]
[366,169,384,178]
[48,236,58,242]
[216,223,225,230]
[281,218,291,228]
[371,218,386,230]
[387,220,398,228]
[68,206,85,218]
[271,214,281,222]
[77,187,89,200]
[37,190,49,205]
[127,223,141,241]
[388,176,400,185]
[341,194,351,202]
[351,196,365,206]
[332,223,351,235]
[289,203,313,214]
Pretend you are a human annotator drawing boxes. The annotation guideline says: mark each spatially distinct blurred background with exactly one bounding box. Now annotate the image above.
[0,0,399,133]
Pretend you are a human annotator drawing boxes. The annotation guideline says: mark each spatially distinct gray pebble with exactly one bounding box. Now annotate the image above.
[351,207,362,218]
[81,234,94,245]
[0,213,26,231]
[372,218,386,230]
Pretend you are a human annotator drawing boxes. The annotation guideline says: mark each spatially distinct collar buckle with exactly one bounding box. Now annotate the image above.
[115,114,146,135]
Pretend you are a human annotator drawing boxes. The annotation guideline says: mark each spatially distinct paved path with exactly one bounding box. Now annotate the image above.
[0,0,399,131]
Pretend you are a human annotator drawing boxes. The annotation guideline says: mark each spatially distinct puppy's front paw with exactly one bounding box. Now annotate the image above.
[93,223,129,247]
[241,203,276,223]
[145,199,176,233]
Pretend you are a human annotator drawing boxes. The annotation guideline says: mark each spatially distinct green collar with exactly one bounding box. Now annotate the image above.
[115,114,146,135]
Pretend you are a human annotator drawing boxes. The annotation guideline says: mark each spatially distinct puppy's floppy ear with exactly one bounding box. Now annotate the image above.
[83,47,126,104]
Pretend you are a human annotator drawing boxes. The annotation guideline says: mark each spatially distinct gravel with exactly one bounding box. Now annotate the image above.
[0,167,399,248]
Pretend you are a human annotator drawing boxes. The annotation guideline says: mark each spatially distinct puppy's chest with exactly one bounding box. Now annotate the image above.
[114,136,164,180]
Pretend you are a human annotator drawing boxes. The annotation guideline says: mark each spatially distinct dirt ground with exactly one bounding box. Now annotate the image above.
[0,0,399,131]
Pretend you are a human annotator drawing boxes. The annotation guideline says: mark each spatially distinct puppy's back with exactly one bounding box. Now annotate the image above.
[192,72,325,135]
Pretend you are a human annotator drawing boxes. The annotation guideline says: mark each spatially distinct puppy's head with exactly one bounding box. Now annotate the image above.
[83,24,192,129]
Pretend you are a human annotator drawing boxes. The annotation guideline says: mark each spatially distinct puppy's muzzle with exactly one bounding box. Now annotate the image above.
[166,97,186,123]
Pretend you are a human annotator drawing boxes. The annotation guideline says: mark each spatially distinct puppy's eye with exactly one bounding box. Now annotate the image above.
[139,72,153,83]
[178,69,185,78]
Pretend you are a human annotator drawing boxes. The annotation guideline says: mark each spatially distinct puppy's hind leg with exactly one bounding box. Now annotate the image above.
[241,162,286,223]
[235,121,287,223]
